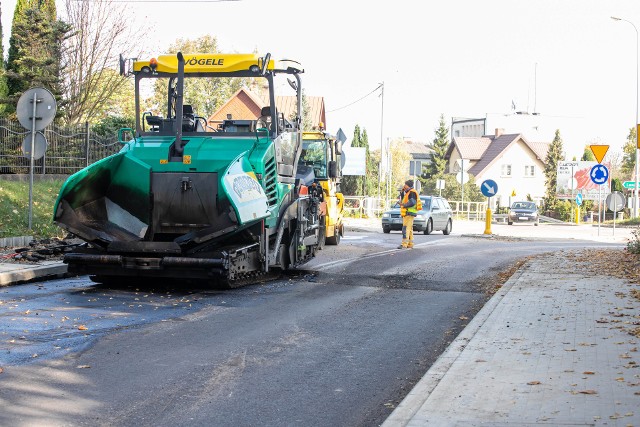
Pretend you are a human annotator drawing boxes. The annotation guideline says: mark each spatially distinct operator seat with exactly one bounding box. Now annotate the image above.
[182,104,196,132]
[256,106,272,130]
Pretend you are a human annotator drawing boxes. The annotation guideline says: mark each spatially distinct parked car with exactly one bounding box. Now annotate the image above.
[508,201,539,225]
[381,196,453,235]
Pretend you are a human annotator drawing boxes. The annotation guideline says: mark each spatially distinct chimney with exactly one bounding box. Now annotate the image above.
[495,128,504,138]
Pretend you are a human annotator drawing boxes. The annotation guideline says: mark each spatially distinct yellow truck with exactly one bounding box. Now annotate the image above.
[299,130,345,245]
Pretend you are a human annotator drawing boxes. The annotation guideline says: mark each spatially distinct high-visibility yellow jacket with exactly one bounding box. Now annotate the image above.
[400,188,422,216]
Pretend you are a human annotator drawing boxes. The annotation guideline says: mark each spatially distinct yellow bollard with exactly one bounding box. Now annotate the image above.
[484,208,492,234]
[575,206,580,224]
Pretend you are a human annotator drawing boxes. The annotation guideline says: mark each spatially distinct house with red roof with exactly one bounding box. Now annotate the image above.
[207,88,326,130]
[445,128,550,208]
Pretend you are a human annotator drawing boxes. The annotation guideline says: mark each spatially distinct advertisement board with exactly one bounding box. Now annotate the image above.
[556,161,610,200]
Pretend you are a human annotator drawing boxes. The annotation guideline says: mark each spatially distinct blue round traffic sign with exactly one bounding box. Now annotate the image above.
[590,164,609,185]
[481,179,498,197]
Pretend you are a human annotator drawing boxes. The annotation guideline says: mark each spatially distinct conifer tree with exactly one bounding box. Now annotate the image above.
[361,128,379,196]
[0,4,7,116]
[340,125,364,196]
[428,114,450,177]
[581,145,596,162]
[543,129,565,211]
[5,0,70,115]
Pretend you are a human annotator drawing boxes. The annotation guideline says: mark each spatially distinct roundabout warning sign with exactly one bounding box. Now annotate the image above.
[589,164,609,185]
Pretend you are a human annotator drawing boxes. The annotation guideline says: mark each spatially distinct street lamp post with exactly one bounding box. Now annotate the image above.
[612,16,639,218]
[378,82,385,209]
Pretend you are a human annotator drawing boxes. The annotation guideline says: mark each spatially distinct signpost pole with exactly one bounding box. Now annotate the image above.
[598,185,601,236]
[484,196,492,235]
[460,159,465,219]
[480,179,497,235]
[571,165,575,224]
[28,91,38,230]
[17,87,57,232]
[613,197,616,237]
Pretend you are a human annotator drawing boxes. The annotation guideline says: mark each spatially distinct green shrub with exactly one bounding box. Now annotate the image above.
[554,200,573,222]
[627,227,640,254]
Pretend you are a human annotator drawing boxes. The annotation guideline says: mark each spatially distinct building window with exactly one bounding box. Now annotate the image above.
[525,165,535,177]
[501,164,512,177]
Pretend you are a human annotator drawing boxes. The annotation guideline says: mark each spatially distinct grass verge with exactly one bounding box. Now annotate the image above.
[0,179,66,239]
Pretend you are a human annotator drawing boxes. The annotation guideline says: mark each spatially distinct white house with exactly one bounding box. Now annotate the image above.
[445,128,550,209]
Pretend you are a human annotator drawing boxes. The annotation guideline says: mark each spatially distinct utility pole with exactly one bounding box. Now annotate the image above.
[378,82,385,210]
[386,137,391,204]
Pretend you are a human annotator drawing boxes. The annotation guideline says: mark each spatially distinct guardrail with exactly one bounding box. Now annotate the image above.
[343,196,487,220]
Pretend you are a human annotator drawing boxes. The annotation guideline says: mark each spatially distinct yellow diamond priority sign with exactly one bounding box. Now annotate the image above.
[590,145,609,164]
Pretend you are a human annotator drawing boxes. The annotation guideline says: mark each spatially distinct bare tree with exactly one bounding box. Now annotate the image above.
[60,0,144,125]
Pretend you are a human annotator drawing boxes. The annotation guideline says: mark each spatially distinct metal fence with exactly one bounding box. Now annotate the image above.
[343,196,487,220]
[0,119,121,175]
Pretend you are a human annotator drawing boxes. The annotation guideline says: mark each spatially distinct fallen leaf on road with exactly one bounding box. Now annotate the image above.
[78,325,88,331]
[76,365,90,369]
[527,381,541,385]
[459,316,469,320]
[583,371,595,375]
[0,367,3,374]
[575,390,597,395]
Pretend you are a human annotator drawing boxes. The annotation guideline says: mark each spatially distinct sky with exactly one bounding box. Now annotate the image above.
[2,0,640,162]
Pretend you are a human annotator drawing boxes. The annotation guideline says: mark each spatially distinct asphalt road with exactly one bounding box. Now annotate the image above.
[0,222,627,426]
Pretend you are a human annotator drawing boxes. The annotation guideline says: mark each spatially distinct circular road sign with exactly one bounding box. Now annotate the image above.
[456,169,469,185]
[606,191,625,212]
[481,179,498,197]
[21,132,48,160]
[575,193,583,206]
[589,164,609,185]
[16,87,57,131]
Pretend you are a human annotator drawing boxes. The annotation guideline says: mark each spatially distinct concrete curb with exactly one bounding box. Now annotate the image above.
[0,236,34,247]
[381,261,528,427]
[0,262,67,286]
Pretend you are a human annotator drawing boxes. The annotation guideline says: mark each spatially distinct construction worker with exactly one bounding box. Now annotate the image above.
[398,179,422,249]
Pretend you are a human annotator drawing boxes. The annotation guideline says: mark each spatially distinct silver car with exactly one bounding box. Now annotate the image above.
[508,201,539,225]
[381,196,453,235]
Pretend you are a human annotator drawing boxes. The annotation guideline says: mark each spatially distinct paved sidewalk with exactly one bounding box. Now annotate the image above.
[0,261,67,286]
[383,251,640,426]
